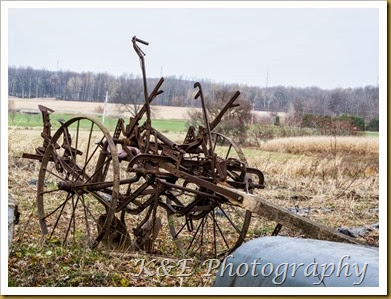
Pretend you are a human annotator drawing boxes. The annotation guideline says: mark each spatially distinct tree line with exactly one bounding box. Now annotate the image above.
[8,66,379,121]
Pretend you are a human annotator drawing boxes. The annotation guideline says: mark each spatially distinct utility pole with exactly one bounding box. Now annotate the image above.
[251,101,255,125]
[263,71,269,110]
[266,71,269,89]
[102,90,108,124]
[266,72,270,110]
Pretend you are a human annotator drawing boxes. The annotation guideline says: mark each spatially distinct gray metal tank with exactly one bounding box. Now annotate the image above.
[214,236,378,287]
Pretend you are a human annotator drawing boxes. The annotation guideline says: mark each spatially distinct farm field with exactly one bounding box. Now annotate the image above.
[9,96,286,121]
[9,111,188,133]
[7,115,379,286]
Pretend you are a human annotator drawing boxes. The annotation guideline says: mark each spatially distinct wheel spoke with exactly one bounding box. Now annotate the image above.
[84,122,94,167]
[49,192,73,238]
[78,137,104,180]
[217,203,245,241]
[72,196,76,243]
[39,188,61,195]
[84,157,112,184]
[80,195,92,244]
[89,191,112,209]
[186,217,204,252]
[212,210,217,257]
[44,162,58,184]
[63,195,80,244]
[211,212,230,250]
[173,218,188,239]
[75,119,80,161]
[200,216,205,248]
[45,168,66,181]
[42,194,70,220]
[82,194,98,224]
[225,144,232,160]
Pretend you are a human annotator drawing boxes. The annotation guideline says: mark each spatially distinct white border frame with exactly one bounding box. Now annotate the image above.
[1,0,387,295]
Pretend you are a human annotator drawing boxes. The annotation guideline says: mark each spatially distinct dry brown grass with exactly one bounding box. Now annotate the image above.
[245,136,379,245]
[8,128,379,287]
[258,136,378,156]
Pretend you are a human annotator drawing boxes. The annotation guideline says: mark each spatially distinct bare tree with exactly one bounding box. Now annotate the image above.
[7,66,379,122]
[188,86,252,144]
[8,99,18,122]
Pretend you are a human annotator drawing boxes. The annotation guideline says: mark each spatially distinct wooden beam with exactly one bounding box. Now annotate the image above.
[217,184,364,245]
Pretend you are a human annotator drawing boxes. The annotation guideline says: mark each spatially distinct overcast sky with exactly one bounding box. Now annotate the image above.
[8,7,379,89]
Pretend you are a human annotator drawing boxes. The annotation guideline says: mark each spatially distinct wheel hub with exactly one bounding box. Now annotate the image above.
[57,180,84,195]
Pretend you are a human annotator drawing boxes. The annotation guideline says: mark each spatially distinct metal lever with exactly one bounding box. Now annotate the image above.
[193,82,213,157]
[132,36,151,124]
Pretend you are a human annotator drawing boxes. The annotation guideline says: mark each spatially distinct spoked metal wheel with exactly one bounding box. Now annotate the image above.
[37,117,119,248]
[167,133,251,259]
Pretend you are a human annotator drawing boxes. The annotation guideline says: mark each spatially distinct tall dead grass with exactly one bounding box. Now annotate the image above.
[258,136,378,156]
[245,135,379,245]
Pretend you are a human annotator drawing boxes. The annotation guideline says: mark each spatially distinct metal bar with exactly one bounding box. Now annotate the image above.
[126,77,164,138]
[159,162,244,203]
[210,91,240,130]
[193,82,213,157]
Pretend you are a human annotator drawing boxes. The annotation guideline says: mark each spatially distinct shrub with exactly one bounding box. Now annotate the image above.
[337,115,365,131]
[301,113,362,136]
[273,115,281,126]
[248,124,320,145]
[366,118,379,131]
[301,114,332,129]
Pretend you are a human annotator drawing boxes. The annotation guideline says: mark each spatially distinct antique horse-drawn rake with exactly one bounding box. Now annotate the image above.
[23,36,360,259]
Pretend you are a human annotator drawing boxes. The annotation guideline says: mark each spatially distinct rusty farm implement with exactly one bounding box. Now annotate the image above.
[23,36,360,259]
